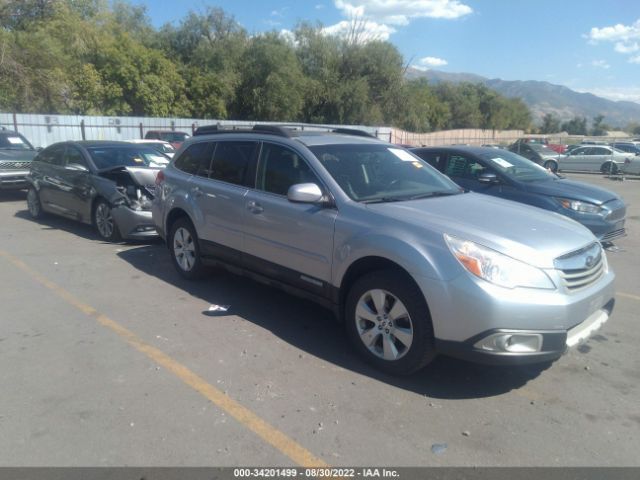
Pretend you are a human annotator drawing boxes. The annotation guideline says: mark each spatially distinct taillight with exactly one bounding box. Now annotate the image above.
[155,170,165,185]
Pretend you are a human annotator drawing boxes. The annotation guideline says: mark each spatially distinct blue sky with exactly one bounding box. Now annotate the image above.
[134,0,640,104]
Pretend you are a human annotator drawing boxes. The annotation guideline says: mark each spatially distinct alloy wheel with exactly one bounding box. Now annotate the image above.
[173,227,196,272]
[354,288,414,361]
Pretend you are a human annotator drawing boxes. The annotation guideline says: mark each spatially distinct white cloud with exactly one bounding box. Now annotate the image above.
[334,0,473,25]
[315,3,325,9]
[588,20,640,42]
[323,20,396,41]
[591,59,610,69]
[630,55,640,64]
[418,56,448,67]
[587,19,640,63]
[576,86,640,103]
[614,41,639,53]
[279,29,296,44]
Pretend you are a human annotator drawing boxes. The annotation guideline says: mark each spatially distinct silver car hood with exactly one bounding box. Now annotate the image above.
[366,192,597,269]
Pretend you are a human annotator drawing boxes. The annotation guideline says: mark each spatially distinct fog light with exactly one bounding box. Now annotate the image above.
[474,333,543,353]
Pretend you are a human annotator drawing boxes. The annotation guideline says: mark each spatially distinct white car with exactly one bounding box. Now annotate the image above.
[559,145,639,174]
[127,139,175,159]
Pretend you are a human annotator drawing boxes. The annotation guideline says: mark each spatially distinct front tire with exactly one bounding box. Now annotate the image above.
[345,270,436,375]
[544,160,558,173]
[26,187,44,219]
[169,217,206,280]
[600,162,619,174]
[93,199,121,242]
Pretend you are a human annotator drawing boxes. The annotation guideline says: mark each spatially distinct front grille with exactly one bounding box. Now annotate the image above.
[600,228,626,243]
[0,161,31,170]
[555,243,605,292]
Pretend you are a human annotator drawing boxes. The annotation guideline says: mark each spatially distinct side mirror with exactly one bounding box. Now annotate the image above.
[477,172,500,184]
[287,183,324,204]
[66,163,89,172]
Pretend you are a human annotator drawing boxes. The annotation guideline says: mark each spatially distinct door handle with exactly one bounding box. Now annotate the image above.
[246,200,263,214]
[191,186,203,197]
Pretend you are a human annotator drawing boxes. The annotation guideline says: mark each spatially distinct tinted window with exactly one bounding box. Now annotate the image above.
[592,147,611,155]
[0,132,34,150]
[257,143,319,196]
[37,145,65,165]
[211,141,258,186]
[445,154,486,180]
[413,150,445,170]
[173,142,214,176]
[63,146,88,168]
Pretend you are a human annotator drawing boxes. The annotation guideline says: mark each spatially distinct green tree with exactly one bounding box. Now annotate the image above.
[591,114,609,136]
[540,113,561,134]
[234,33,306,121]
[561,116,588,135]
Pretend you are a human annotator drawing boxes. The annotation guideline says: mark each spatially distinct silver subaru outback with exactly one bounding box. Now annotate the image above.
[152,126,614,375]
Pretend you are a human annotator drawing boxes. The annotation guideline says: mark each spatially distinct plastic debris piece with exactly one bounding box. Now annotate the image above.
[431,443,447,455]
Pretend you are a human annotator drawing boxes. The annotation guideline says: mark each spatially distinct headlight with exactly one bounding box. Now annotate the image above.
[444,234,555,290]
[555,197,604,215]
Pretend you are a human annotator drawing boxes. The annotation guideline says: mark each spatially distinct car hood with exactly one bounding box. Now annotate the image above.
[526,178,619,206]
[0,149,37,162]
[366,192,597,269]
[98,165,160,183]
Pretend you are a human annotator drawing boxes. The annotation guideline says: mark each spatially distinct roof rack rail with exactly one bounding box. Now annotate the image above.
[331,128,377,139]
[193,124,294,138]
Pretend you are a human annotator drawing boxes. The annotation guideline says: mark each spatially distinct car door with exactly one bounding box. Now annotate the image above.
[56,145,94,222]
[34,144,69,215]
[242,141,337,297]
[566,147,591,170]
[189,140,258,265]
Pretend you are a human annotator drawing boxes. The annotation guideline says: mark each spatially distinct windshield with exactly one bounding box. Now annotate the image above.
[87,146,165,170]
[479,150,555,183]
[0,133,34,150]
[160,132,189,143]
[528,143,556,154]
[309,144,461,202]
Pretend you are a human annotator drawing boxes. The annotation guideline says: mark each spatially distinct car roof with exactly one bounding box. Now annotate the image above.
[410,145,497,155]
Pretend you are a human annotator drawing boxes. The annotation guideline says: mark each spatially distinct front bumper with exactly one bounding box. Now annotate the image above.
[111,207,158,240]
[416,260,616,365]
[0,169,29,189]
[435,299,614,365]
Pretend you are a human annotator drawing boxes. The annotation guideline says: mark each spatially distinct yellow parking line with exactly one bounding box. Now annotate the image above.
[617,292,640,302]
[0,250,327,468]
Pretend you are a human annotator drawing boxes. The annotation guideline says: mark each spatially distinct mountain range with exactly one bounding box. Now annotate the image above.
[406,68,640,128]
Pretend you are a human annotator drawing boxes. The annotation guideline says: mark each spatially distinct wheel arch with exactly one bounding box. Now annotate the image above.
[338,256,431,320]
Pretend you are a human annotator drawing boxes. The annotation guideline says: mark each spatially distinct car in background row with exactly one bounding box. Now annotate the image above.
[0,128,39,189]
[127,139,176,159]
[144,130,190,149]
[152,126,615,374]
[26,141,165,241]
[508,142,564,170]
[410,146,626,244]
[611,142,640,156]
[557,145,640,175]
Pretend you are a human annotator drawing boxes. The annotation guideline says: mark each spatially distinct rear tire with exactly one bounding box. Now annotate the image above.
[345,270,436,375]
[600,162,619,174]
[26,187,44,219]
[169,217,206,280]
[543,160,558,173]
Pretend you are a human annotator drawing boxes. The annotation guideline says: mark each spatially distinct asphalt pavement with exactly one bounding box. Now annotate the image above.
[0,173,639,467]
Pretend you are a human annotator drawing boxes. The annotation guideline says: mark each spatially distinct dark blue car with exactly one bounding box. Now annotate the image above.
[411,146,626,244]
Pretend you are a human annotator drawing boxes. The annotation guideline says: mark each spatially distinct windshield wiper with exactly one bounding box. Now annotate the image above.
[361,196,409,204]
[408,190,462,200]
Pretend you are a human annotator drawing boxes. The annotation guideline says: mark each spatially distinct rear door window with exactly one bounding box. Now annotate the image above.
[210,141,259,187]
[174,142,214,177]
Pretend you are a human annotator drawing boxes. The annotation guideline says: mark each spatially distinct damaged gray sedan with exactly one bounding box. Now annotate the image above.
[26,141,167,241]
